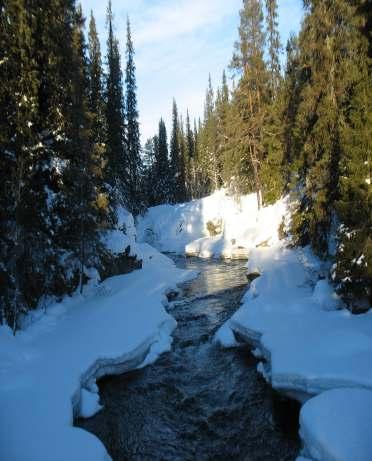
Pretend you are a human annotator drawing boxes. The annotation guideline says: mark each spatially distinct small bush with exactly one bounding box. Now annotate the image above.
[206,219,223,236]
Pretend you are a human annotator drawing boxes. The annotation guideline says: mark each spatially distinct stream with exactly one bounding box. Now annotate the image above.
[76,256,300,460]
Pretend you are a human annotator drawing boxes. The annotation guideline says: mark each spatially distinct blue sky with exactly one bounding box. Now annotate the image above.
[80,0,304,143]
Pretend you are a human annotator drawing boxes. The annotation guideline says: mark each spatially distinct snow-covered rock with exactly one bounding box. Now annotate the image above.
[299,388,372,461]
[312,279,342,311]
[213,322,239,348]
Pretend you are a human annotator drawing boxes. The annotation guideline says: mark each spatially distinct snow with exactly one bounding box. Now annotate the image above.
[226,243,372,399]
[137,189,286,258]
[101,229,132,255]
[312,279,342,311]
[299,388,372,461]
[213,322,239,348]
[0,236,195,461]
[79,388,102,418]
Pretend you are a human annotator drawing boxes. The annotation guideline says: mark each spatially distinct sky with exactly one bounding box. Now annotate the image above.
[80,0,304,144]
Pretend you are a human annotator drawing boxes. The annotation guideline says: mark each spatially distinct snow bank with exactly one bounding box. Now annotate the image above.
[137,190,286,257]
[0,242,195,461]
[224,244,372,399]
[211,201,372,459]
[101,205,137,256]
[299,388,372,461]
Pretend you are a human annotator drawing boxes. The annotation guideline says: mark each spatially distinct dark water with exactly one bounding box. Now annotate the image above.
[76,256,299,460]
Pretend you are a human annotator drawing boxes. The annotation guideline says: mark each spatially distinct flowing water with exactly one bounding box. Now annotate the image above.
[76,256,300,460]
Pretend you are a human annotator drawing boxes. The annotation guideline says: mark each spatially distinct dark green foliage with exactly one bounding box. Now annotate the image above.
[0,0,144,329]
[155,119,171,204]
[170,99,186,203]
[265,0,281,97]
[124,17,142,215]
[105,0,126,205]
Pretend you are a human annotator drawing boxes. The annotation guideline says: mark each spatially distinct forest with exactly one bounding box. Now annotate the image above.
[1,1,372,461]
[0,0,371,331]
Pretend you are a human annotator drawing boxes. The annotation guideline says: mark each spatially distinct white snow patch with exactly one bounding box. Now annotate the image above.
[312,279,342,311]
[137,189,286,257]
[228,244,372,399]
[213,323,238,348]
[299,388,372,461]
[79,388,102,418]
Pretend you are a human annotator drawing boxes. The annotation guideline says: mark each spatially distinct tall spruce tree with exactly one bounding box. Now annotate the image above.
[124,17,142,215]
[88,10,112,227]
[0,0,38,328]
[185,110,196,199]
[265,0,281,97]
[170,99,186,203]
[332,1,372,310]
[155,118,170,203]
[62,5,100,294]
[105,0,126,207]
[230,0,268,207]
[88,11,105,144]
[142,137,157,207]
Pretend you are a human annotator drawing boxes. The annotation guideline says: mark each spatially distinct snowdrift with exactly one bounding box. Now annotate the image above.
[299,388,372,461]
[137,190,286,258]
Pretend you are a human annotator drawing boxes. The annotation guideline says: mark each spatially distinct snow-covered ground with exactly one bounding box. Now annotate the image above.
[298,388,372,461]
[0,219,196,461]
[140,190,372,460]
[137,189,286,257]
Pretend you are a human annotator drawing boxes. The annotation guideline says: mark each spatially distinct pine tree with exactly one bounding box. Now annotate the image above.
[0,0,38,328]
[281,34,303,187]
[170,99,186,203]
[185,110,196,199]
[61,5,100,294]
[88,11,105,144]
[215,70,230,188]
[88,10,112,227]
[155,118,171,203]
[265,0,281,98]
[290,0,356,255]
[142,137,157,206]
[124,17,142,215]
[332,1,372,310]
[230,0,268,207]
[105,0,126,207]
[202,75,220,191]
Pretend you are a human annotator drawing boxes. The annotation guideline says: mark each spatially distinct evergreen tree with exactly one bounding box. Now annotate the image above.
[185,110,196,199]
[170,99,186,203]
[281,34,303,187]
[124,17,142,215]
[265,0,281,97]
[61,5,100,294]
[230,0,268,207]
[142,137,157,207]
[105,0,126,207]
[88,10,112,227]
[0,0,38,327]
[332,1,372,310]
[215,70,230,188]
[155,118,171,203]
[88,11,105,144]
